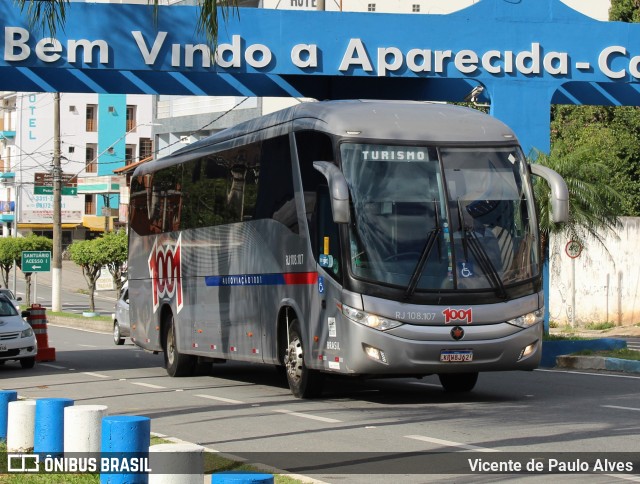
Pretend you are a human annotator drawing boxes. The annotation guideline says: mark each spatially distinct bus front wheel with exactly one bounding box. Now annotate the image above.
[285,320,324,398]
[438,372,478,392]
[162,313,196,377]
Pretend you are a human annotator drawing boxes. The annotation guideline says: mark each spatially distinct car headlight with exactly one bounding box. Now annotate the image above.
[342,304,403,331]
[21,327,34,338]
[507,309,544,328]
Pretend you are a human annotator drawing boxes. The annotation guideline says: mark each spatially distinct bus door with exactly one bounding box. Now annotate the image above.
[309,185,344,370]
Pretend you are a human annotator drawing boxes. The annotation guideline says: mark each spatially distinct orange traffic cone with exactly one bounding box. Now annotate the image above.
[26,304,56,362]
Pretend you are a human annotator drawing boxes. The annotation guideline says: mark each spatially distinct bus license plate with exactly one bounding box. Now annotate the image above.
[440,350,473,362]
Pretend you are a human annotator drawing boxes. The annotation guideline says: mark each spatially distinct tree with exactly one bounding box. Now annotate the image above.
[0,237,21,289]
[94,230,128,295]
[13,235,53,307]
[67,238,107,313]
[16,0,238,48]
[609,0,640,22]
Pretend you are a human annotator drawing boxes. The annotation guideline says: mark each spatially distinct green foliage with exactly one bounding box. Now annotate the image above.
[585,322,616,330]
[67,239,108,312]
[94,230,128,294]
[551,105,640,216]
[609,0,640,22]
[532,150,623,256]
[0,237,21,288]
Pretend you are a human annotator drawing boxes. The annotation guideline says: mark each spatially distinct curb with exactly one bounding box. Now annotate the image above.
[556,355,640,374]
[47,314,112,333]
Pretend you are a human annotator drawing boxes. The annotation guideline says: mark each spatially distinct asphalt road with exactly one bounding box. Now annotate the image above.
[2,325,640,483]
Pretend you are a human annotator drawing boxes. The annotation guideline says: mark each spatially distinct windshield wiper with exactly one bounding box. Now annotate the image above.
[456,200,507,299]
[404,201,442,300]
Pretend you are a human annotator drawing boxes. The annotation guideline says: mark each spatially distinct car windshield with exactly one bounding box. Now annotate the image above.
[340,143,539,295]
[0,298,18,316]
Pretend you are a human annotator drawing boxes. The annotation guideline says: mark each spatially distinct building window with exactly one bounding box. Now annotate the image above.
[86,144,97,173]
[412,4,420,12]
[126,105,136,132]
[125,145,135,166]
[367,3,376,12]
[85,194,96,215]
[139,138,153,160]
[86,105,97,132]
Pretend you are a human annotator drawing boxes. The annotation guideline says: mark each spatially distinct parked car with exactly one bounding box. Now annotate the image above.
[0,295,37,369]
[0,288,22,310]
[112,283,130,345]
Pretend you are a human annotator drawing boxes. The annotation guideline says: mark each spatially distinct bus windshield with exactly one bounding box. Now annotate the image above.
[340,143,539,294]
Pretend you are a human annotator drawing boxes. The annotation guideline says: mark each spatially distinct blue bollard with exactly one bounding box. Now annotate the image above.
[34,398,74,454]
[211,473,274,484]
[101,415,150,484]
[0,390,18,440]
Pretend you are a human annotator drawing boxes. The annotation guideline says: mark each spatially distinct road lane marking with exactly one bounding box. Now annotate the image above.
[536,369,640,379]
[82,372,109,378]
[602,405,640,412]
[195,394,244,404]
[273,408,342,423]
[130,382,166,389]
[39,363,66,369]
[78,344,97,348]
[405,435,499,452]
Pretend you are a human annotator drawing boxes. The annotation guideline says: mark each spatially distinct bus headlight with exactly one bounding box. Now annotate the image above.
[342,305,403,331]
[507,309,544,328]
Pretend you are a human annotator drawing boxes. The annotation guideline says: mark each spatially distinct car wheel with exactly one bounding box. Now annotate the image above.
[20,357,36,369]
[113,321,124,345]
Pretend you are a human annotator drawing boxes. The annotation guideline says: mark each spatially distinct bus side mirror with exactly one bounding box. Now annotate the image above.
[530,164,569,223]
[313,161,350,224]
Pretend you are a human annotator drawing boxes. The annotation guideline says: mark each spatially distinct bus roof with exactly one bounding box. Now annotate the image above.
[135,100,519,176]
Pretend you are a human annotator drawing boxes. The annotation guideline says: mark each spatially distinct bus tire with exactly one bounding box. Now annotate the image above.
[285,319,324,399]
[162,313,196,377]
[438,372,478,392]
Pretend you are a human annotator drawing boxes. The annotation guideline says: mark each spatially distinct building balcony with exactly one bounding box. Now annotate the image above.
[0,131,16,140]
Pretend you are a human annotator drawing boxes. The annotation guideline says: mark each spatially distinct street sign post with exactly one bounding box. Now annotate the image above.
[21,251,51,272]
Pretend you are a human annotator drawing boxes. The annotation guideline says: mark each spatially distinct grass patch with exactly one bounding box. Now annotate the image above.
[46,311,111,322]
[571,348,640,360]
[584,322,616,331]
[0,439,304,483]
[544,334,588,341]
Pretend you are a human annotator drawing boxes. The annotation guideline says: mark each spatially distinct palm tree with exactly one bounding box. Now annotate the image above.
[532,148,623,258]
[16,0,238,47]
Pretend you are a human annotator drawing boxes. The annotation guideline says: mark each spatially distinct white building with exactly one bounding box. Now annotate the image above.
[0,91,154,244]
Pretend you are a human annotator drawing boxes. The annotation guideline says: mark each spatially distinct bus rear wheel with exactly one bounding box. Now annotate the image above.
[285,320,324,399]
[162,313,196,377]
[438,372,478,392]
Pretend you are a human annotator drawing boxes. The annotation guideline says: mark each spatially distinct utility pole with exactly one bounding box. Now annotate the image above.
[52,93,62,312]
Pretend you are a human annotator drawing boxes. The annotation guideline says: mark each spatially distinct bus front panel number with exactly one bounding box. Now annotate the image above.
[440,350,473,362]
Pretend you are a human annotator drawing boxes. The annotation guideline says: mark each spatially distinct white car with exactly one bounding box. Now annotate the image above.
[0,295,37,369]
[112,283,130,345]
[0,288,22,310]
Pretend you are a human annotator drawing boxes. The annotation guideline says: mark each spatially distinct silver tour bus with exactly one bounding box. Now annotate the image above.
[127,100,568,398]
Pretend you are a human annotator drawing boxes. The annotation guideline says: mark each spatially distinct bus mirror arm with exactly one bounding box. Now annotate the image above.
[530,164,569,224]
[313,161,351,224]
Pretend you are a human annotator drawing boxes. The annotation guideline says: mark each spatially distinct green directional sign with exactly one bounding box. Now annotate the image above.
[21,251,51,273]
[34,186,78,196]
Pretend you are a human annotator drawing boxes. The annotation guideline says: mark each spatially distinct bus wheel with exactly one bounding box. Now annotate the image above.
[438,372,478,392]
[162,314,196,377]
[285,320,324,399]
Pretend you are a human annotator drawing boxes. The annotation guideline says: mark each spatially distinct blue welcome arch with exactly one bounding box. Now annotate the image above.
[2,0,640,154]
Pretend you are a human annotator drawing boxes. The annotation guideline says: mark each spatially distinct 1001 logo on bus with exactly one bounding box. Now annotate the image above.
[442,307,473,324]
[148,235,183,313]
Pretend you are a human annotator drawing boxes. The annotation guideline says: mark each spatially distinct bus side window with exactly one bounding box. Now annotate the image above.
[314,185,342,281]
